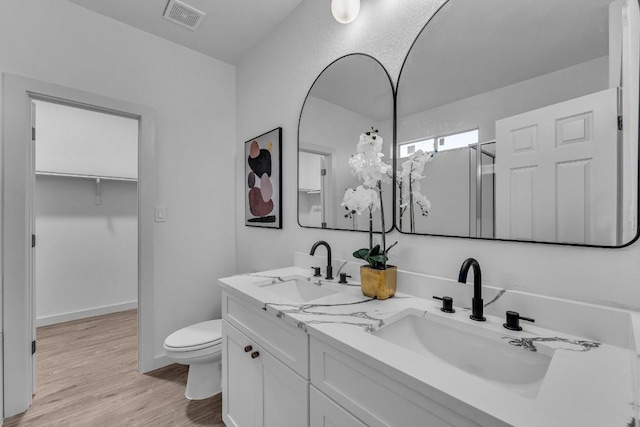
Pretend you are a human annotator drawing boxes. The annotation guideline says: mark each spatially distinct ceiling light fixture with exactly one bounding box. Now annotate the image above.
[331,0,360,24]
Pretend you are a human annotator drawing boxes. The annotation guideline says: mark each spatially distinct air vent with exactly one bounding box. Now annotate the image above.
[163,0,205,31]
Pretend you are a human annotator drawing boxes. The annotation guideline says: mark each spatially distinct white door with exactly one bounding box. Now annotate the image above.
[495,88,620,245]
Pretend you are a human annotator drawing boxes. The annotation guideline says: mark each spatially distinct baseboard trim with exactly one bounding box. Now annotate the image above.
[153,354,173,371]
[36,301,138,327]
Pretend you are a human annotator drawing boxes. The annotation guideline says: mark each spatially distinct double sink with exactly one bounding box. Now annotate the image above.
[253,274,552,399]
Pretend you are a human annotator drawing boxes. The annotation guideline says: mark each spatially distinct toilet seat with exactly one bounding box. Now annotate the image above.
[164,319,222,353]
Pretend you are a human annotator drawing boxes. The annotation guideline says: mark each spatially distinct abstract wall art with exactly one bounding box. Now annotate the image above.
[244,127,282,228]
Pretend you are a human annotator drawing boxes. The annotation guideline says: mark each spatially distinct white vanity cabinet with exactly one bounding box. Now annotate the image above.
[310,336,495,427]
[221,291,309,427]
[310,385,367,427]
[223,321,308,427]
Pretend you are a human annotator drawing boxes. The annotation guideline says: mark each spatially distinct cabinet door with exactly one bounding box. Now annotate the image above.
[310,385,366,427]
[223,320,262,427]
[261,345,308,427]
[223,320,309,427]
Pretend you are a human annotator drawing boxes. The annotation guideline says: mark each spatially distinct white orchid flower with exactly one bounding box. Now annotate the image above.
[342,185,379,215]
[357,132,383,154]
[348,133,392,187]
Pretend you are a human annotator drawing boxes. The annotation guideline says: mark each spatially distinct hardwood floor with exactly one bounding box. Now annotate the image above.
[4,310,226,427]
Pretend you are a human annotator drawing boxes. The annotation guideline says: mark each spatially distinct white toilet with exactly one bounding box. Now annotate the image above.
[163,319,222,400]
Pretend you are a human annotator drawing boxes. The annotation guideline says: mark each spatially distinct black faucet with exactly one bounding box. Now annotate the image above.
[310,241,333,280]
[458,258,485,321]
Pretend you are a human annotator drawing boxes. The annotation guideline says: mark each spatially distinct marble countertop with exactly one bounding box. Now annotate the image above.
[219,265,639,427]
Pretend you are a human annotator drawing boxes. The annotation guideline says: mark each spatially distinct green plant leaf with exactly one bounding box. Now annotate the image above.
[353,248,369,260]
[369,254,388,263]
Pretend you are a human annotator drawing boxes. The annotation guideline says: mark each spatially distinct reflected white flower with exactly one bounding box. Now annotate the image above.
[398,150,432,183]
[413,192,431,215]
[398,149,435,220]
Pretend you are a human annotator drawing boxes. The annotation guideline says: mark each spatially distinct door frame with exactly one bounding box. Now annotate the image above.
[1,73,157,417]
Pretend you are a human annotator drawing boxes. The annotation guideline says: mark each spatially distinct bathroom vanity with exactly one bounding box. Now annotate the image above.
[221,277,309,427]
[219,255,640,427]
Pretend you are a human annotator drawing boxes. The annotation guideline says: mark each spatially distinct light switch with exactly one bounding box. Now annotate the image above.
[155,206,167,222]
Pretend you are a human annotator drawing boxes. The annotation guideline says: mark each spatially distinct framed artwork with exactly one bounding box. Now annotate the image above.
[244,127,282,228]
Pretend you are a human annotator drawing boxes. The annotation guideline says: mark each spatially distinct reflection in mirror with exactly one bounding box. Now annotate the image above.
[298,54,395,232]
[396,0,640,246]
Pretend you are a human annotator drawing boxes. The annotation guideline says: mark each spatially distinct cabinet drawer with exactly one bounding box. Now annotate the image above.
[222,291,309,378]
[310,337,490,427]
[310,385,366,427]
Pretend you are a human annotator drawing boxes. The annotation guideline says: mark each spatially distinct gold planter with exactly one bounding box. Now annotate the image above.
[360,265,397,300]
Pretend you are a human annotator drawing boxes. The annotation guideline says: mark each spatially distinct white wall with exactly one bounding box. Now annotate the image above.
[236,0,640,312]
[0,0,236,363]
[35,177,137,326]
[35,100,138,179]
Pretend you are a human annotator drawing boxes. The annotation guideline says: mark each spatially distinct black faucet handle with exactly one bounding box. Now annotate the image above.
[503,311,535,331]
[339,273,351,284]
[433,296,455,313]
[311,267,321,277]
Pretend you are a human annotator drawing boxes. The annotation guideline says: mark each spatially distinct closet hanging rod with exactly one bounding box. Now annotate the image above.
[35,171,137,182]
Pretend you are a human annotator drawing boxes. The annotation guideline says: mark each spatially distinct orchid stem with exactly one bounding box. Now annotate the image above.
[378,180,386,268]
[368,207,373,251]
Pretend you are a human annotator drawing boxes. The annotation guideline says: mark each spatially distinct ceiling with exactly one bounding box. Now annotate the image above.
[68,0,304,64]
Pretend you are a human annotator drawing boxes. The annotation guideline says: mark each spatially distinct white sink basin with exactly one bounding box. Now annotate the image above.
[257,275,341,303]
[373,310,552,398]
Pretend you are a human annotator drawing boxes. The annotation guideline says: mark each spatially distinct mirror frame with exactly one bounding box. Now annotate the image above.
[297,53,397,234]
[395,0,640,248]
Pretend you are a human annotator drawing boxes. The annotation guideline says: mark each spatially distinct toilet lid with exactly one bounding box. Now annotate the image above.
[164,319,222,352]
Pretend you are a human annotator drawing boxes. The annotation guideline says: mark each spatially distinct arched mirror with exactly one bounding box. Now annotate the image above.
[396,0,639,247]
[298,54,395,232]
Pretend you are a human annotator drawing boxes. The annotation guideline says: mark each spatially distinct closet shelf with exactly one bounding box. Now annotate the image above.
[35,171,137,182]
[299,188,321,194]
[36,171,136,205]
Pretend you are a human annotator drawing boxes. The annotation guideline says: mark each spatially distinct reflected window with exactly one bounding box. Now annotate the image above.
[399,129,478,158]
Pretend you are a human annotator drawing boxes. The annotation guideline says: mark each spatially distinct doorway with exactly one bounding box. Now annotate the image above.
[298,146,336,229]
[33,100,139,327]
[31,99,139,395]
[2,74,156,418]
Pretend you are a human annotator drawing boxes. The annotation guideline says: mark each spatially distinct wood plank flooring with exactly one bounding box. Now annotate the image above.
[4,310,226,427]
